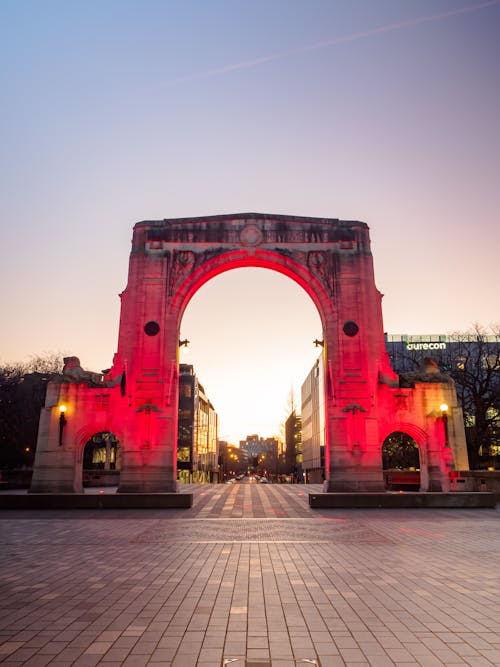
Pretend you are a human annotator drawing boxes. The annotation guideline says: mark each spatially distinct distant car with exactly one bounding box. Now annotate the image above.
[259,477,269,483]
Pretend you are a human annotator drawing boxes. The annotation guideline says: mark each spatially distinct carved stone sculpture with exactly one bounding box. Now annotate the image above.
[61,356,103,386]
[400,357,452,386]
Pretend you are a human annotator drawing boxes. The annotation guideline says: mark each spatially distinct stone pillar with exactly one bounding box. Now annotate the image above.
[30,383,80,493]
[325,411,385,492]
[105,441,111,471]
[117,410,178,493]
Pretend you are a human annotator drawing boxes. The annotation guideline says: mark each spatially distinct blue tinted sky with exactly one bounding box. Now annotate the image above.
[1,1,499,442]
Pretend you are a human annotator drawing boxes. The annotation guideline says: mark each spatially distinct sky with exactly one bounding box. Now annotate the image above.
[1,0,499,444]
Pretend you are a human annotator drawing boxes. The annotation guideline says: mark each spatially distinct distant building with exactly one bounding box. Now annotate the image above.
[301,355,325,483]
[239,434,278,478]
[239,434,278,458]
[285,411,302,481]
[385,333,500,374]
[178,364,219,483]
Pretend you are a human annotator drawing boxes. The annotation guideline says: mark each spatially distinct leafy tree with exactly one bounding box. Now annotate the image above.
[0,354,63,469]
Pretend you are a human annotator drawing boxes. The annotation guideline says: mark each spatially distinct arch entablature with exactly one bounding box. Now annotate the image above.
[134,212,370,316]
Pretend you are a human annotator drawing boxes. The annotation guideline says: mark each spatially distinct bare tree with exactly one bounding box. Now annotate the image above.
[446,325,500,467]
[25,352,64,374]
[0,353,64,469]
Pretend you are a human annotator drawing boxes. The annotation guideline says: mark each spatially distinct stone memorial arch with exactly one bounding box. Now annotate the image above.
[30,213,468,494]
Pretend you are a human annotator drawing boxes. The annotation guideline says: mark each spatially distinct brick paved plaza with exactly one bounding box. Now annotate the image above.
[1,482,500,667]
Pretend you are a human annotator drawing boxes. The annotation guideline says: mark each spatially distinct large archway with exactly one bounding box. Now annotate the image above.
[179,266,323,469]
[30,213,468,494]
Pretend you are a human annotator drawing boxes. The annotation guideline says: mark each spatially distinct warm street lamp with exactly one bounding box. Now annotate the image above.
[440,403,449,448]
[58,404,67,447]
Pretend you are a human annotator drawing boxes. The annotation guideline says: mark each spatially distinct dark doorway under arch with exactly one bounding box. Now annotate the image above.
[83,432,120,488]
[382,431,420,490]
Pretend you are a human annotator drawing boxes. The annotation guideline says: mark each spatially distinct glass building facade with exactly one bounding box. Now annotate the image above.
[178,364,219,483]
[300,355,325,483]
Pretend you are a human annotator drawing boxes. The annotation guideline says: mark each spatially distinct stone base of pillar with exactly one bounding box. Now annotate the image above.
[118,465,178,493]
[427,465,444,492]
[29,466,79,494]
[325,465,386,492]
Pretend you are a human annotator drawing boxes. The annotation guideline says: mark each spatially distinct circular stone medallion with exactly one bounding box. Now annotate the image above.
[240,225,263,247]
[144,321,160,336]
[343,320,359,337]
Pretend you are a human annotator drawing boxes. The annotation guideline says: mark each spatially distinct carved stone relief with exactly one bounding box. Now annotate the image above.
[168,251,195,296]
[307,251,336,295]
[239,225,263,246]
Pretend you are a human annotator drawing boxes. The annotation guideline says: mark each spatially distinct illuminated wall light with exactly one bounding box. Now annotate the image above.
[58,404,67,447]
[440,404,449,448]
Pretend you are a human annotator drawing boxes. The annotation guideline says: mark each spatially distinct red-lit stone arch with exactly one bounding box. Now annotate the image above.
[30,213,467,494]
[109,213,397,493]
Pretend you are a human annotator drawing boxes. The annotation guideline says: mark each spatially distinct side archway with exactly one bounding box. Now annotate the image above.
[380,422,429,491]
[82,432,121,488]
[382,431,420,490]
[74,423,125,493]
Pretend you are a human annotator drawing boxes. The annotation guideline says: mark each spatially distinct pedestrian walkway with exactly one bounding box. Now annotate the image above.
[1,483,500,666]
[179,482,323,518]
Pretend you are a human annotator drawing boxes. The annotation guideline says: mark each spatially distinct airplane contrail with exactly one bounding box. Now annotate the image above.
[167,0,500,86]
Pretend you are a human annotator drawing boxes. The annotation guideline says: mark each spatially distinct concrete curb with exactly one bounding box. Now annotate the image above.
[309,491,497,509]
[0,492,193,509]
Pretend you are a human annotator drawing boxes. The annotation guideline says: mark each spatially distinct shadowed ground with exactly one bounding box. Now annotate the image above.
[1,482,500,666]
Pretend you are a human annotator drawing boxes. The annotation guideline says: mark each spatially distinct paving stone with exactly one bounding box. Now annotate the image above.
[1,483,500,666]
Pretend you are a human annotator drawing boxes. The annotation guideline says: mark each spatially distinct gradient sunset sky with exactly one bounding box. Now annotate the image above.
[1,0,499,443]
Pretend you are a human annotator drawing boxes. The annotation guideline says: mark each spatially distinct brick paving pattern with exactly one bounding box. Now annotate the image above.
[1,482,500,666]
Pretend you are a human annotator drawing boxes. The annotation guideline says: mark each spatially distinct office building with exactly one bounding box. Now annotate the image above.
[178,364,219,483]
[301,355,325,483]
[285,411,303,481]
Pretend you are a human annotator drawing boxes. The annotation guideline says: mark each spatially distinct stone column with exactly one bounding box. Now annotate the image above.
[29,383,79,493]
[105,441,111,471]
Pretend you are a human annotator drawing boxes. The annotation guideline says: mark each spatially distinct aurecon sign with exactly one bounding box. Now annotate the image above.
[406,342,447,351]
